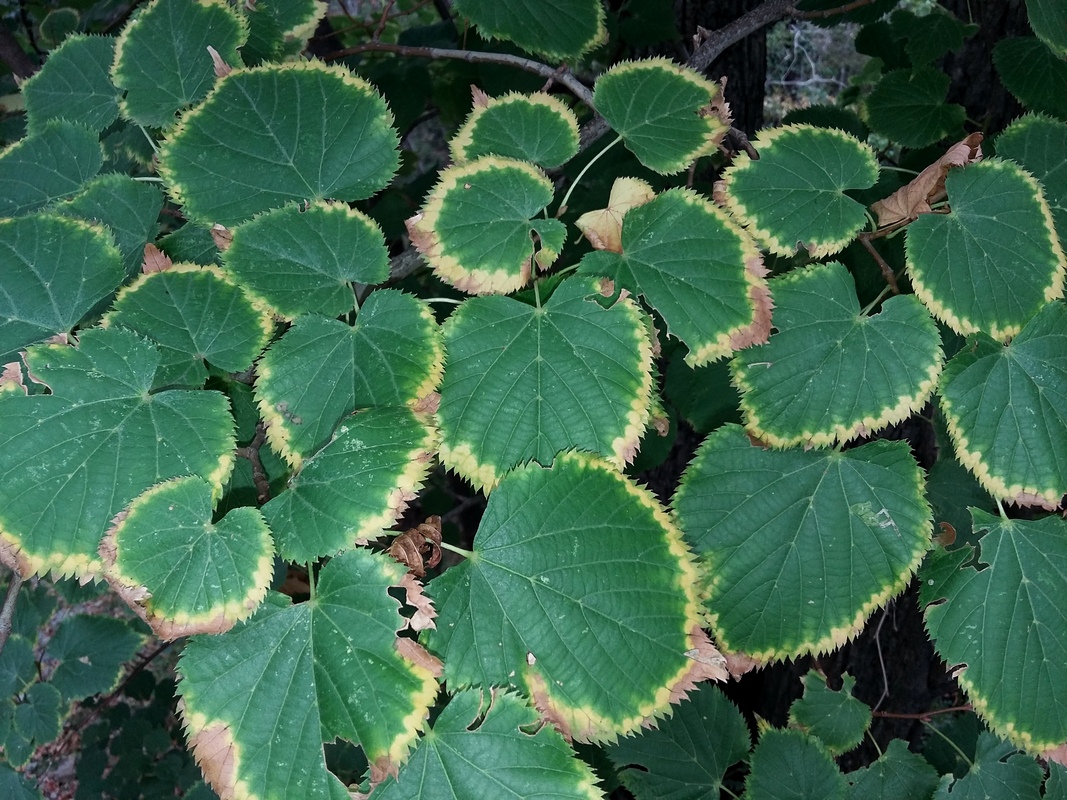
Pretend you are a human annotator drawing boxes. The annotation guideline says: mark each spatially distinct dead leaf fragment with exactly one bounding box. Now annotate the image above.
[575,177,656,253]
[398,572,437,631]
[387,516,442,578]
[142,243,172,274]
[206,46,232,78]
[395,635,443,677]
[0,362,25,394]
[871,132,983,228]
[470,84,490,109]
[210,224,233,252]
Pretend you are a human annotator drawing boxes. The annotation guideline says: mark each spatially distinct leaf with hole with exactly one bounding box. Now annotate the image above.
[254,290,442,469]
[720,124,878,258]
[425,451,724,743]
[906,159,1065,341]
[451,0,605,61]
[731,262,943,448]
[0,328,235,580]
[846,738,939,800]
[451,90,579,169]
[436,276,653,492]
[21,34,119,133]
[159,61,398,226]
[103,263,274,388]
[578,188,772,367]
[369,688,604,800]
[608,682,750,799]
[263,406,436,563]
[0,121,102,217]
[922,511,1067,753]
[0,214,123,363]
[938,301,1067,508]
[223,201,388,319]
[112,0,247,128]
[674,425,930,660]
[177,549,439,798]
[407,156,565,295]
[930,732,1043,798]
[593,58,727,174]
[101,476,274,638]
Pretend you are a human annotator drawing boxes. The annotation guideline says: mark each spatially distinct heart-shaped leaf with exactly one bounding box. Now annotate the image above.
[21,34,119,133]
[101,476,274,638]
[865,68,967,148]
[451,0,605,61]
[451,90,579,169]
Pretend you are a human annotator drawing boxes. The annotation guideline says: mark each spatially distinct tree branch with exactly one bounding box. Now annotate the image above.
[0,27,35,78]
[0,568,24,657]
[688,0,798,74]
[235,421,272,505]
[325,42,595,109]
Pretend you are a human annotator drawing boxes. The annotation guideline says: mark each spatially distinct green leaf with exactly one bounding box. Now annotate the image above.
[674,425,931,660]
[451,0,606,61]
[254,290,443,469]
[370,688,604,800]
[890,8,974,65]
[177,549,439,798]
[1026,0,1067,59]
[789,672,871,756]
[0,328,235,580]
[263,406,436,563]
[846,738,938,800]
[21,34,119,133]
[53,173,163,278]
[0,214,124,363]
[932,733,1042,799]
[407,156,564,294]
[865,68,967,148]
[922,511,1067,751]
[937,301,1067,508]
[112,0,247,128]
[608,682,750,799]
[46,615,145,702]
[720,124,878,258]
[593,58,727,174]
[994,38,1067,121]
[436,276,653,492]
[244,0,325,60]
[578,188,772,367]
[0,636,37,697]
[744,728,847,800]
[1048,764,1067,800]
[451,91,579,169]
[13,683,63,746]
[731,262,943,448]
[223,201,389,320]
[159,61,399,226]
[101,476,274,638]
[157,223,219,266]
[425,452,722,743]
[997,114,1067,243]
[906,159,1065,341]
[0,762,42,800]
[103,263,274,388]
[0,120,102,217]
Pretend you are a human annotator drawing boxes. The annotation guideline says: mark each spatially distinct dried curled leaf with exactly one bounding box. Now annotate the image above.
[575,177,656,253]
[872,132,983,228]
[141,243,173,274]
[388,516,443,578]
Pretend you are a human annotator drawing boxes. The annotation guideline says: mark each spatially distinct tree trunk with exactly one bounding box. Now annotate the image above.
[938,0,1029,134]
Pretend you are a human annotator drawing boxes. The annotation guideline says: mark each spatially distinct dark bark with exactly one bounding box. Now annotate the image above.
[677,0,770,135]
[938,0,1030,134]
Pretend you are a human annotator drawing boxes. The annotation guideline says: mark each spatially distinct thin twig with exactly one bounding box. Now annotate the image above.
[858,232,901,294]
[325,41,595,109]
[689,0,797,73]
[873,704,972,720]
[372,0,398,40]
[0,569,24,657]
[236,421,272,505]
[797,0,875,20]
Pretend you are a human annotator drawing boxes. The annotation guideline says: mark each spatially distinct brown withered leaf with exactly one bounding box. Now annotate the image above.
[206,46,232,79]
[210,224,233,252]
[398,572,437,631]
[575,177,656,253]
[142,243,172,274]
[0,362,25,394]
[387,516,442,578]
[871,132,983,228]
[470,84,490,109]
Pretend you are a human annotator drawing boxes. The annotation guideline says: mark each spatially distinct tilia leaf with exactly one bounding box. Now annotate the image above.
[0,328,235,581]
[425,452,726,744]
[674,425,931,660]
[578,188,772,367]
[731,262,943,448]
[451,90,580,169]
[451,0,606,62]
[436,276,653,492]
[177,549,440,798]
[922,511,1067,753]
[21,34,119,133]
[369,689,604,800]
